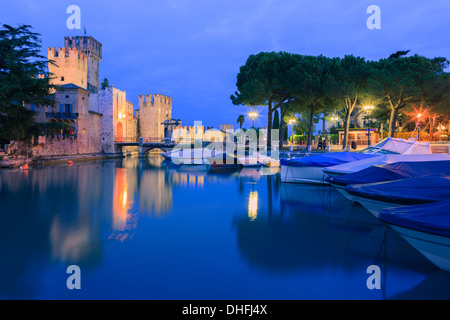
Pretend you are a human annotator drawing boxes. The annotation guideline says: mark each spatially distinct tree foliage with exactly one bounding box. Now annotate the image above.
[236,114,245,129]
[0,24,57,141]
[232,50,450,149]
[368,55,449,137]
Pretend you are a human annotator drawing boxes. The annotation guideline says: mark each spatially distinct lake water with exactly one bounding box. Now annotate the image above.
[0,156,449,300]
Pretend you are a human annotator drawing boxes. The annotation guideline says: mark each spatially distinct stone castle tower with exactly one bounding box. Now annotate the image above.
[137,94,172,139]
[48,47,88,90]
[64,36,102,92]
[48,36,102,93]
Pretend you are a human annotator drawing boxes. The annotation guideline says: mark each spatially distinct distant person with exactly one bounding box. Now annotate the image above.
[318,140,323,150]
[322,140,327,150]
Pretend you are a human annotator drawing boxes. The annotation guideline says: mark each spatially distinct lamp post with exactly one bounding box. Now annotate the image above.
[363,106,374,146]
[417,113,422,141]
[248,111,258,129]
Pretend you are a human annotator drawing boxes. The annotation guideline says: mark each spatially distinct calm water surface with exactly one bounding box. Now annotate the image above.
[1,156,449,300]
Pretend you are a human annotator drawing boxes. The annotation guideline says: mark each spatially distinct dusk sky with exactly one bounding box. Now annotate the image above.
[1,0,450,129]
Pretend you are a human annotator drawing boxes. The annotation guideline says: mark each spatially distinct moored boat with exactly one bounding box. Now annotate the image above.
[345,174,450,217]
[323,154,450,178]
[380,200,450,272]
[280,137,435,185]
[326,160,450,189]
[280,152,376,184]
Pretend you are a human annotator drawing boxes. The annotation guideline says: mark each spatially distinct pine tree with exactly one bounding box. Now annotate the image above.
[0,24,57,141]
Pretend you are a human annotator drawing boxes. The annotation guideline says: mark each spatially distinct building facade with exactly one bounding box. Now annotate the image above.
[16,35,174,158]
[137,94,173,140]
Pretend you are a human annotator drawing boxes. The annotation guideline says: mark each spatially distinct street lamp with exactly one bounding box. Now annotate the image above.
[248,111,259,128]
[363,106,375,146]
[417,113,422,141]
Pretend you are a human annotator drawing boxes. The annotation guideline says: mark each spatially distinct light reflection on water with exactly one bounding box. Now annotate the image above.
[0,156,449,300]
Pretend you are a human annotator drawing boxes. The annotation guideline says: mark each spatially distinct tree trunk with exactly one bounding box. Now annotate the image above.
[279,103,288,151]
[429,114,435,142]
[353,107,360,128]
[388,108,398,138]
[342,108,351,149]
[306,103,315,150]
[267,99,273,150]
[322,116,326,134]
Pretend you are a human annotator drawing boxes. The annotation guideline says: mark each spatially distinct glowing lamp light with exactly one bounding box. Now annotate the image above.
[288,119,296,126]
[248,111,259,120]
[363,105,375,112]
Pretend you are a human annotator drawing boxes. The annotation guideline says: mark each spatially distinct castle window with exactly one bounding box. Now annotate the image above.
[61,77,65,81]
[60,104,72,113]
[65,95,69,98]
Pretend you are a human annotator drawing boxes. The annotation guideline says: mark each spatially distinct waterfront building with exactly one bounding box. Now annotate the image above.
[16,34,173,158]
[136,94,173,140]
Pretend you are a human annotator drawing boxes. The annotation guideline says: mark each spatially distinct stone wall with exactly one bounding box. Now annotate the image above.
[8,112,103,158]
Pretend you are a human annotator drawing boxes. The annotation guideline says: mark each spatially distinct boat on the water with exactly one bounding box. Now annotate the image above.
[326,160,450,189]
[280,152,376,184]
[323,154,450,178]
[344,174,450,217]
[380,200,450,272]
[280,138,432,185]
[161,147,225,165]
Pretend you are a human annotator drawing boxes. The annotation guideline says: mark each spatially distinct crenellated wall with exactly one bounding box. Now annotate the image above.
[137,94,172,139]
[48,47,88,90]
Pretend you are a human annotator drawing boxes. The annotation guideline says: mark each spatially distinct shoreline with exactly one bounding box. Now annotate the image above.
[0,153,128,169]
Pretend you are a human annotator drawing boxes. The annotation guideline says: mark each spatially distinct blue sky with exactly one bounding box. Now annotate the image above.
[1,0,450,129]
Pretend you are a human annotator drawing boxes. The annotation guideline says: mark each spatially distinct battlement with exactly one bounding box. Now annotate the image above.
[64,36,102,59]
[138,94,172,107]
[48,47,88,68]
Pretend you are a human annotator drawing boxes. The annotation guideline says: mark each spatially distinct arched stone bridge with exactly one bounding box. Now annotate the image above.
[115,138,215,155]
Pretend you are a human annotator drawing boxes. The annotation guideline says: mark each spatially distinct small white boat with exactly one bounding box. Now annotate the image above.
[258,155,280,167]
[380,201,450,272]
[162,147,224,165]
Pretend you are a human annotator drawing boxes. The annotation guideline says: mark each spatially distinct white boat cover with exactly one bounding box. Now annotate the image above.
[363,137,431,155]
[324,154,450,175]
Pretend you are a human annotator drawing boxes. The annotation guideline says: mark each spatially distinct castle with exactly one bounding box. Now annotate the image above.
[22,35,179,157]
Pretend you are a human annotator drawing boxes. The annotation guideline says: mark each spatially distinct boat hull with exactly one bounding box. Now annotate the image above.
[350,195,402,218]
[391,225,450,272]
[280,165,328,184]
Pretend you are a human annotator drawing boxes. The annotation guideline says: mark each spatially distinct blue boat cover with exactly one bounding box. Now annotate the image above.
[326,161,450,187]
[345,174,450,205]
[280,152,377,168]
[380,200,450,238]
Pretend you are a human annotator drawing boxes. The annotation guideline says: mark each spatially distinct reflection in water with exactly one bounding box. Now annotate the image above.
[0,156,449,299]
[248,191,258,221]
